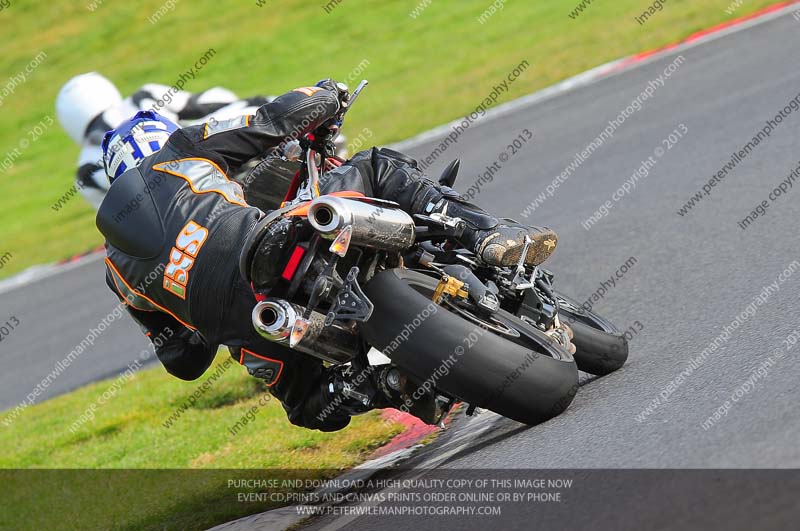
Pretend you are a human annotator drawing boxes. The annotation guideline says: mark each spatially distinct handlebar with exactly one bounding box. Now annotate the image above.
[341,80,368,118]
[297,79,369,200]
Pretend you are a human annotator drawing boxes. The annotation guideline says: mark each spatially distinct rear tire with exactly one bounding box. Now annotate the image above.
[362,269,579,425]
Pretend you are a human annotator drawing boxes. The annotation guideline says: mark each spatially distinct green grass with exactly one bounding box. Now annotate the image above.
[0,0,783,279]
[0,356,402,530]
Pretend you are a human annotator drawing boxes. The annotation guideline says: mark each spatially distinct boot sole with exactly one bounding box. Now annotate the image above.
[483,231,558,267]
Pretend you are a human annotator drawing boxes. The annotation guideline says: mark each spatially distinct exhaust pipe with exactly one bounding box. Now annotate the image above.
[308,196,415,252]
[252,299,298,343]
[252,298,360,364]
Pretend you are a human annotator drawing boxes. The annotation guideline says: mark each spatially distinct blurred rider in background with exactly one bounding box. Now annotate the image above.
[56,72,274,209]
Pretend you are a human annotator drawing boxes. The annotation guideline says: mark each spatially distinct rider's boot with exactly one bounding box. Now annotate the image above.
[373,365,449,426]
[322,364,447,426]
[319,146,560,268]
[426,196,558,267]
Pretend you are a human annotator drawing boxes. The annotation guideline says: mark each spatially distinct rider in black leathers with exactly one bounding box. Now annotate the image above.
[96,80,558,431]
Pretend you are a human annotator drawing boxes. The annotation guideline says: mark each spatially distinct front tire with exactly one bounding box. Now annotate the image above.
[556,292,629,376]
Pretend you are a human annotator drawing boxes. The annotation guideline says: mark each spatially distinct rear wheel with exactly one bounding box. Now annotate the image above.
[362,269,579,425]
[556,292,629,376]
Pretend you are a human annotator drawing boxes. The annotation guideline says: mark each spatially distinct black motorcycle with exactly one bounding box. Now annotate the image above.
[238,81,628,426]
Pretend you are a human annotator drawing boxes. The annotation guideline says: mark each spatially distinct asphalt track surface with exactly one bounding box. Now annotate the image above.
[305,10,800,531]
[1,8,800,528]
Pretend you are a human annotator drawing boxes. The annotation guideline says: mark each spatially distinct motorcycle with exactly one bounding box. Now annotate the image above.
[239,81,628,426]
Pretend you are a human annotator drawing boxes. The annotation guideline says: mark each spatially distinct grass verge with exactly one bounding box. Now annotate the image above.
[0,356,402,530]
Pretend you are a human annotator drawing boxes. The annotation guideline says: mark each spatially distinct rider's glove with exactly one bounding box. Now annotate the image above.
[310,79,350,151]
[315,78,350,115]
[317,78,350,127]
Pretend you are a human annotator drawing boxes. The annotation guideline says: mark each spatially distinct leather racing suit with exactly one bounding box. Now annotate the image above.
[96,82,556,431]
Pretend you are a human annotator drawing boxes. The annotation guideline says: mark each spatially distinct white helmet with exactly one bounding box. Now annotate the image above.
[56,72,122,144]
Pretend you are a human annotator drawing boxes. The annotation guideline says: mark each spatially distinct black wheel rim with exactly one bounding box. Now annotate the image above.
[400,273,569,361]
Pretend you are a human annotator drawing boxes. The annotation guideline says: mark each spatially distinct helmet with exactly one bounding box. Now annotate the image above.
[101,110,179,182]
[56,72,123,144]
